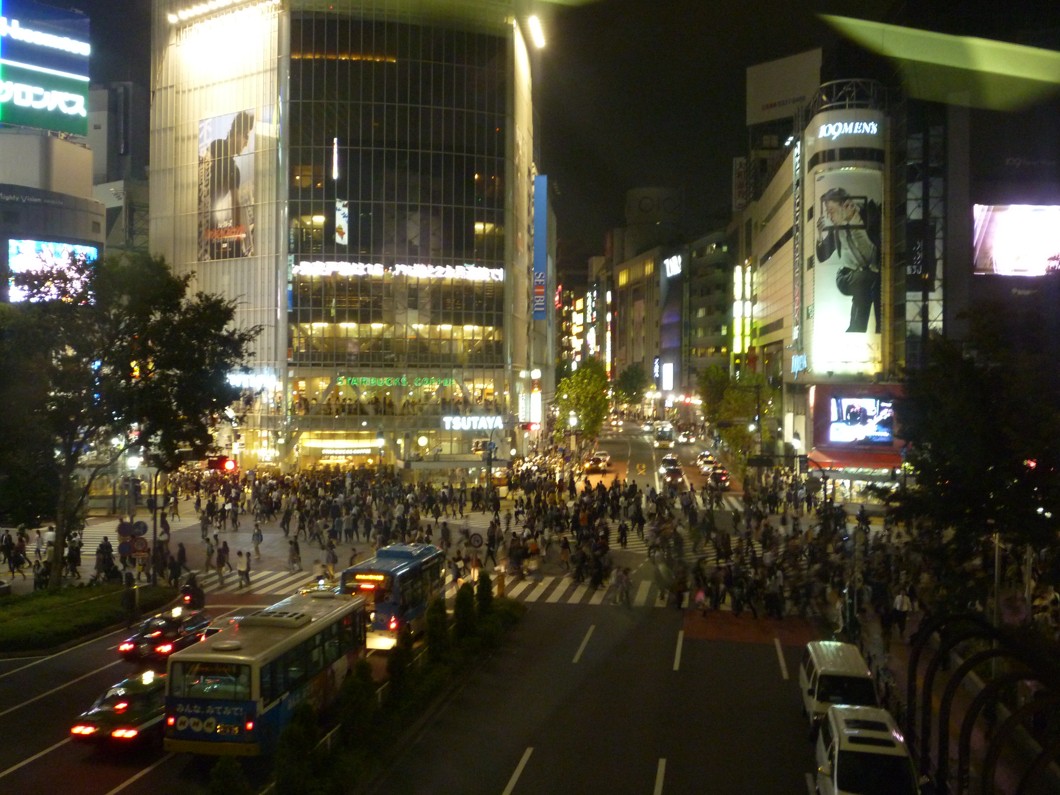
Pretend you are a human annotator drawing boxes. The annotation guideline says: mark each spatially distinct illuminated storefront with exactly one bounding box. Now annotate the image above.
[150,0,537,470]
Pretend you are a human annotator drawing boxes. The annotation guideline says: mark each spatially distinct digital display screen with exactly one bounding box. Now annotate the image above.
[7,238,98,302]
[972,204,1060,277]
[826,396,894,446]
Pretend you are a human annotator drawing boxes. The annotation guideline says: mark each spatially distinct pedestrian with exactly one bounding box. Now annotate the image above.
[252,522,263,559]
[215,542,228,587]
[324,541,338,580]
[236,550,251,588]
[892,588,913,641]
[167,554,181,587]
[121,573,139,629]
[204,535,216,572]
[176,541,191,574]
[288,538,302,572]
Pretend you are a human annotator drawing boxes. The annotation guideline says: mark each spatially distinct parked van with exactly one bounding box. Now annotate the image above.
[799,640,878,728]
[815,704,926,794]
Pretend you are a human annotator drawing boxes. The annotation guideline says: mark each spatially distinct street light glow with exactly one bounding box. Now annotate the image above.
[527,15,546,49]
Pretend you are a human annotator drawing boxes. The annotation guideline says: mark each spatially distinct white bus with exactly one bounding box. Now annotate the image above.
[653,422,675,449]
[163,589,366,756]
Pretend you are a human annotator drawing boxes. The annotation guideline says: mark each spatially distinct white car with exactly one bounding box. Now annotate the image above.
[590,450,612,467]
[677,431,696,444]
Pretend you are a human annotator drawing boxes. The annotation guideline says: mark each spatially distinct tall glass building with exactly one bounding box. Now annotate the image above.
[150,0,540,472]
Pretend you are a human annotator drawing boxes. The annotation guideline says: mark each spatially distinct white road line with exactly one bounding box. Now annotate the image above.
[673,630,684,671]
[501,747,534,795]
[572,625,595,664]
[524,577,554,603]
[104,752,176,794]
[589,587,607,605]
[654,758,667,795]
[634,580,653,607]
[774,637,789,680]
[0,659,122,717]
[567,583,590,604]
[506,579,532,599]
[0,737,70,780]
[545,578,569,603]
[0,627,125,679]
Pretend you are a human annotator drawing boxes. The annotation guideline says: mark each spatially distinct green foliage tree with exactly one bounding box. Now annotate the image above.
[9,252,259,588]
[554,358,609,445]
[425,595,451,663]
[208,756,254,795]
[613,362,649,406]
[385,625,415,701]
[274,701,319,794]
[453,581,477,641]
[475,570,494,616]
[698,369,780,468]
[338,658,378,747]
[697,365,730,420]
[886,300,1060,604]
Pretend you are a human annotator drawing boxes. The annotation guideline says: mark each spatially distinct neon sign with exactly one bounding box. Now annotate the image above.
[664,254,683,277]
[442,416,504,431]
[294,261,504,282]
[0,15,90,57]
[817,121,879,140]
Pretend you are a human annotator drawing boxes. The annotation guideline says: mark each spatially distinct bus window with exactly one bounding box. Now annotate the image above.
[170,661,251,700]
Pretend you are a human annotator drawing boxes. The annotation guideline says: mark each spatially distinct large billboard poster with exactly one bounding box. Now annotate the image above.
[972,204,1060,276]
[6,238,98,302]
[197,109,256,261]
[810,168,883,374]
[0,1,90,135]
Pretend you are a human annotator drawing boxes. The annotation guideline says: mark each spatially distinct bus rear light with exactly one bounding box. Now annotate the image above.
[71,725,97,736]
[388,616,398,632]
[156,643,174,655]
[245,720,254,732]
[166,715,176,727]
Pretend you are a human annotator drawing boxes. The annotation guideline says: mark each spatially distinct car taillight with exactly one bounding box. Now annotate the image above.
[388,616,398,632]
[156,643,174,655]
[111,728,139,740]
[113,701,129,713]
[181,594,192,604]
[118,642,135,652]
[71,725,98,736]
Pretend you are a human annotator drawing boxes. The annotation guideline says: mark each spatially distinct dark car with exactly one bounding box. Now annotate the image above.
[117,607,213,665]
[661,466,686,490]
[70,670,166,747]
[710,466,731,490]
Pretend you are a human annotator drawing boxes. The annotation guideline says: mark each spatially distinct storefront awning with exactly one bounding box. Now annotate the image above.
[807,448,902,472]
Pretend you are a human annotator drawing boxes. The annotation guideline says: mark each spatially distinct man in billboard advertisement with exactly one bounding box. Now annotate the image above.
[198,110,255,260]
[812,168,883,373]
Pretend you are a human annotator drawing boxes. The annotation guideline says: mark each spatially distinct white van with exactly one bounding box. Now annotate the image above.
[799,640,878,728]
[815,705,925,794]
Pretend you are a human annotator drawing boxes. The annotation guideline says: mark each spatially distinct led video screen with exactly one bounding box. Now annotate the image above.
[826,395,894,446]
[972,204,1060,276]
[7,238,98,302]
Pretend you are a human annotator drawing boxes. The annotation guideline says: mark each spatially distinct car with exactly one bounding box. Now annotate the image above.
[661,466,686,490]
[695,450,716,467]
[117,607,213,665]
[710,465,731,490]
[609,416,624,428]
[590,450,612,466]
[70,669,166,747]
[583,454,610,473]
[815,705,925,795]
[677,430,696,444]
[658,453,680,472]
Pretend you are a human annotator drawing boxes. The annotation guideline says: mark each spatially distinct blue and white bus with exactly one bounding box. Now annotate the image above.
[163,589,365,756]
[339,543,446,650]
[653,421,675,449]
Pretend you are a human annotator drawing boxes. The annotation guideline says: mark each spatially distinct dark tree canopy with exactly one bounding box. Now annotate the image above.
[6,252,259,587]
[614,362,650,406]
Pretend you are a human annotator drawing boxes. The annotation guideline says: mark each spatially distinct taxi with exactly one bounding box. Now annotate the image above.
[117,606,213,665]
[70,670,166,747]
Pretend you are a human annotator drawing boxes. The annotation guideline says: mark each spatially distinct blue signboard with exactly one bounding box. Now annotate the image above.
[532,174,548,320]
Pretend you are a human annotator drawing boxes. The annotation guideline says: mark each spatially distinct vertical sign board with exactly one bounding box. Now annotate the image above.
[0,1,90,136]
[532,174,548,319]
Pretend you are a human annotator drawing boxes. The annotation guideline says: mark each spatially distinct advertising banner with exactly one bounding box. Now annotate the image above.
[972,204,1060,277]
[0,2,90,136]
[532,174,548,320]
[197,109,256,260]
[810,168,883,374]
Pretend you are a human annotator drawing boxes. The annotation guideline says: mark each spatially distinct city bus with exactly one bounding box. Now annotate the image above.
[163,589,365,756]
[338,543,446,650]
[653,421,675,449]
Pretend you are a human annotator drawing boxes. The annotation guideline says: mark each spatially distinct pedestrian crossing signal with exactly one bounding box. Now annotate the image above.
[207,456,238,472]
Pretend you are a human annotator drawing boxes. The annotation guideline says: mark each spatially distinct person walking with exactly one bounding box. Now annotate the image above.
[252,522,263,560]
[288,538,302,572]
[215,541,228,587]
[892,588,913,642]
[236,550,251,588]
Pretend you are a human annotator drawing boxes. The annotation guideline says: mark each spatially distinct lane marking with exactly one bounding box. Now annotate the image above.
[654,758,667,795]
[0,737,69,780]
[104,752,176,794]
[572,625,595,664]
[502,747,534,795]
[673,630,684,671]
[774,637,789,680]
[0,659,123,717]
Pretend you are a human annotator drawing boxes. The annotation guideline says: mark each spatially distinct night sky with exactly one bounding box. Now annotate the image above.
[42,0,1055,274]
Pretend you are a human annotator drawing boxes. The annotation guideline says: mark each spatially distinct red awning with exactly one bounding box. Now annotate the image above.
[807,448,902,472]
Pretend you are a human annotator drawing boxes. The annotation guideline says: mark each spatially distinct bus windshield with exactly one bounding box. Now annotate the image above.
[345,572,392,608]
[169,661,251,700]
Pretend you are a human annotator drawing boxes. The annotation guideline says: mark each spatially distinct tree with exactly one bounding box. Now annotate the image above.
[885,299,1060,604]
[10,252,259,588]
[697,368,780,466]
[554,358,609,445]
[614,362,650,406]
[697,365,730,420]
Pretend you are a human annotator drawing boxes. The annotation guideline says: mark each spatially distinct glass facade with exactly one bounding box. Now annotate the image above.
[151,1,534,470]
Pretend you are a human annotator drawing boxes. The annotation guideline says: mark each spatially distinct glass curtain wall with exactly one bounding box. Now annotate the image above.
[287,9,510,427]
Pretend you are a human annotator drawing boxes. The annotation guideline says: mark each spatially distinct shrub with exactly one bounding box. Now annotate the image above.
[476,570,494,616]
[274,702,319,794]
[384,625,415,702]
[337,659,378,748]
[208,756,254,795]
[425,596,451,663]
[453,581,477,641]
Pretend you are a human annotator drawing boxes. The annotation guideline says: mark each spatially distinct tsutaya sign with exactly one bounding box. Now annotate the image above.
[818,120,879,140]
[442,415,504,431]
[295,260,504,282]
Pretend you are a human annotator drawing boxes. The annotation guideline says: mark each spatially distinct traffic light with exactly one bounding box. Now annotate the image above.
[207,456,238,473]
